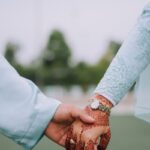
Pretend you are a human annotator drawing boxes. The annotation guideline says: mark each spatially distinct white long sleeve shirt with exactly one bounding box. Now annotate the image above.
[95,3,150,123]
[0,54,61,149]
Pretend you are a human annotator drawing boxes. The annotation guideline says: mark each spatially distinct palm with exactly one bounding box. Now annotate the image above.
[46,119,72,146]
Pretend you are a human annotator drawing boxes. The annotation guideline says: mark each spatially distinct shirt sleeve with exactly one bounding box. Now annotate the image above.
[94,3,150,105]
[0,55,61,150]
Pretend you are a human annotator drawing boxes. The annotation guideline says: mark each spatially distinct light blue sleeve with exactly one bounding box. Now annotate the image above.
[94,3,150,105]
[0,55,61,150]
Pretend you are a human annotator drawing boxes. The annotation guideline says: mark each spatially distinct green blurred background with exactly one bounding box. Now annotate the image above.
[3,30,121,89]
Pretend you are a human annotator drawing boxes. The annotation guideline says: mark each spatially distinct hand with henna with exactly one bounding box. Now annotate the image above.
[65,94,113,150]
[45,103,95,147]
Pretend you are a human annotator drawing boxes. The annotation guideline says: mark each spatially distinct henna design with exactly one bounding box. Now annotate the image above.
[66,124,85,150]
[98,129,111,150]
[65,126,73,150]
[75,125,85,150]
[94,94,113,108]
[70,142,76,150]
[76,140,85,150]
[85,140,95,150]
[65,126,77,150]
[81,106,109,132]
[65,107,110,150]
[65,95,112,150]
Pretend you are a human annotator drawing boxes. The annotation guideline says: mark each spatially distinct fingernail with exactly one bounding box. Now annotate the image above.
[70,139,75,144]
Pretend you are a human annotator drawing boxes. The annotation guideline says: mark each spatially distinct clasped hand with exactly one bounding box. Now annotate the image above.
[45,94,112,150]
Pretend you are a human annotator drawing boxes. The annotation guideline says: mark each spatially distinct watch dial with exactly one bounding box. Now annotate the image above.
[90,100,99,109]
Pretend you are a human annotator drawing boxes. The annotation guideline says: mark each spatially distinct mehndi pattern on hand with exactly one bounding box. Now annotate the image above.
[65,105,111,150]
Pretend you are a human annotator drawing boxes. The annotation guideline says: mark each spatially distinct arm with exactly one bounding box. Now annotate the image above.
[95,3,150,105]
[66,3,150,150]
[0,54,61,149]
[0,55,94,150]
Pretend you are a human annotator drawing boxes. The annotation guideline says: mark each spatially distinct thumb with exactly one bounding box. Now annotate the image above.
[71,107,95,123]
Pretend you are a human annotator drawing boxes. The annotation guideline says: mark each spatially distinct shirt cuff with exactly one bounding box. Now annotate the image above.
[94,90,117,106]
[19,92,61,150]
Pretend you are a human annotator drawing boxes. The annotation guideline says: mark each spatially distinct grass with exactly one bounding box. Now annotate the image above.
[0,116,150,150]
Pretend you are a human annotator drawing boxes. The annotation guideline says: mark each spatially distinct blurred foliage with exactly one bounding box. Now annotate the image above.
[4,30,121,90]
[4,42,19,66]
[42,30,71,67]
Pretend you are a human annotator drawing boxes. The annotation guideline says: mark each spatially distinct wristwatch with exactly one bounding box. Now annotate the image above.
[89,99,111,115]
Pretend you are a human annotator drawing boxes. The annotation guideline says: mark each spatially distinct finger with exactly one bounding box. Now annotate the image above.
[65,126,78,150]
[71,107,95,123]
[65,127,73,150]
[70,140,76,150]
[76,141,85,150]
[79,111,95,123]
[65,137,76,150]
[85,140,95,150]
[98,128,111,150]
[65,135,71,150]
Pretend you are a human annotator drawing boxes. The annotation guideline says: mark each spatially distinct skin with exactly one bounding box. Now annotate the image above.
[44,103,95,147]
[65,94,113,150]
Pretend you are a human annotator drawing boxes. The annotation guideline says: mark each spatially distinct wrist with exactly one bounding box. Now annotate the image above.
[93,94,113,109]
[88,94,113,116]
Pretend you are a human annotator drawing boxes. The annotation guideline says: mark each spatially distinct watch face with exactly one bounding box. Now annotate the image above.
[90,100,100,109]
